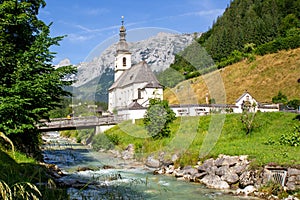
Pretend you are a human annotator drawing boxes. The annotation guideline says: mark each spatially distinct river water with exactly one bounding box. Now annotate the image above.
[42,132,260,200]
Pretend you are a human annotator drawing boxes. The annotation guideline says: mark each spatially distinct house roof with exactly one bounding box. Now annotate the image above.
[235,92,256,103]
[109,61,162,90]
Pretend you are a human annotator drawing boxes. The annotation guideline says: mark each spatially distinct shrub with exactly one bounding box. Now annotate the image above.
[106,133,120,145]
[92,134,114,151]
[279,125,300,147]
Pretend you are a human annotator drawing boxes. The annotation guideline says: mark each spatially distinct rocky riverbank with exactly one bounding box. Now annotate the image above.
[108,143,300,199]
[145,154,300,200]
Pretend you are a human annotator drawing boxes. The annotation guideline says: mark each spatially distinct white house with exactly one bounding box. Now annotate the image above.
[108,17,163,113]
[234,91,258,113]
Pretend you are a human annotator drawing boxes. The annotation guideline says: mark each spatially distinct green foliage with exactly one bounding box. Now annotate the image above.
[0,0,77,157]
[240,101,257,135]
[106,133,120,145]
[92,133,114,151]
[259,181,287,197]
[255,28,300,55]
[279,125,300,147]
[143,99,176,139]
[49,97,72,118]
[168,41,215,80]
[272,91,288,104]
[287,99,300,110]
[198,0,300,62]
[0,149,68,199]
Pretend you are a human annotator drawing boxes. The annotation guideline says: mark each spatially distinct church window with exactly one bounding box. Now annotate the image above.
[123,57,126,66]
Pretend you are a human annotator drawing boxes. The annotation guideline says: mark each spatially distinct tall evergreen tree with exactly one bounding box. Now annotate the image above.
[0,0,76,158]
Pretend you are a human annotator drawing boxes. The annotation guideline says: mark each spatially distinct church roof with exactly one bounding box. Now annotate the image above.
[109,61,162,90]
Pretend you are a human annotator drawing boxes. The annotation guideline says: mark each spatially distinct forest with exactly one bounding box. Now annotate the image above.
[164,0,300,85]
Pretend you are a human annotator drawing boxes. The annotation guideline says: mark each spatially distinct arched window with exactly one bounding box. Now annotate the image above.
[123,57,126,66]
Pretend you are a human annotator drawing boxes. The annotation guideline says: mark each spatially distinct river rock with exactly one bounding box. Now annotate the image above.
[239,170,257,188]
[231,163,248,175]
[191,172,207,182]
[201,174,230,189]
[174,169,184,177]
[145,155,160,168]
[182,166,198,175]
[221,172,239,184]
[236,185,257,195]
[215,155,239,167]
[121,144,134,160]
[288,168,300,176]
[198,158,215,172]
[215,165,230,176]
[171,153,179,162]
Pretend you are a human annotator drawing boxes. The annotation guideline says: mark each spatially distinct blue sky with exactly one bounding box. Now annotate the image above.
[39,0,231,65]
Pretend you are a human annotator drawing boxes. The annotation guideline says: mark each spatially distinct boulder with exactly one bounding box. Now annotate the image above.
[288,168,300,176]
[215,155,239,167]
[121,144,134,160]
[198,158,215,172]
[206,166,218,175]
[191,172,207,182]
[201,174,230,189]
[239,171,257,188]
[174,169,185,177]
[236,185,256,195]
[171,154,179,162]
[215,165,230,176]
[182,166,198,175]
[221,172,239,184]
[231,164,248,175]
[145,156,160,168]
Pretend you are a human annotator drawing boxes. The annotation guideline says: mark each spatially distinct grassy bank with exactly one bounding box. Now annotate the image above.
[103,112,300,167]
[0,148,69,199]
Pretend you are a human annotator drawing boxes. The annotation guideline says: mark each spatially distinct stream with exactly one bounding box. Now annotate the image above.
[42,132,260,200]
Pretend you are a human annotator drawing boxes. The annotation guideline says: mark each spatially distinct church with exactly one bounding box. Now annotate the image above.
[108,17,163,113]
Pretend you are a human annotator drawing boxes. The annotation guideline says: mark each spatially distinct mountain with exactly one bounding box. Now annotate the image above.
[73,32,199,87]
[71,32,200,102]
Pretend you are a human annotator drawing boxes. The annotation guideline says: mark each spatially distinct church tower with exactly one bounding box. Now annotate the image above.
[114,16,131,81]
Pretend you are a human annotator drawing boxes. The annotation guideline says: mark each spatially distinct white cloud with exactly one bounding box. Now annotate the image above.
[67,33,93,42]
[180,9,224,17]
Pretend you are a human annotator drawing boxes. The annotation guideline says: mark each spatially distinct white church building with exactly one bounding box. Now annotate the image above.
[108,18,163,113]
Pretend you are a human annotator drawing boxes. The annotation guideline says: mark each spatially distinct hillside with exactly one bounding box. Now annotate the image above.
[164,48,300,104]
[198,0,300,62]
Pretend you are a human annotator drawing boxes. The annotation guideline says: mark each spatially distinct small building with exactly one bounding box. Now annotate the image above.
[235,91,258,113]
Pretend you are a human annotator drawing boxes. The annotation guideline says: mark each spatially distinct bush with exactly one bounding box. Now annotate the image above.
[106,133,120,145]
[92,134,114,151]
[279,125,300,147]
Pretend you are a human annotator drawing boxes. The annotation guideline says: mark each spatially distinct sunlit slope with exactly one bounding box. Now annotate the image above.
[164,48,300,104]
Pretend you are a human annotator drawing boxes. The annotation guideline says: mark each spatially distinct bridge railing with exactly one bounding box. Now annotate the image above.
[39,115,122,130]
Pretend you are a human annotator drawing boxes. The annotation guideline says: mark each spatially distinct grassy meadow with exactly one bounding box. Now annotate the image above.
[104,112,300,167]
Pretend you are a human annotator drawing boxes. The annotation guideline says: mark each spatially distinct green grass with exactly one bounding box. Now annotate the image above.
[0,149,69,199]
[104,112,300,167]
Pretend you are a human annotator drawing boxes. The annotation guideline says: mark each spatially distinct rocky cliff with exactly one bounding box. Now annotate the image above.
[73,32,200,87]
